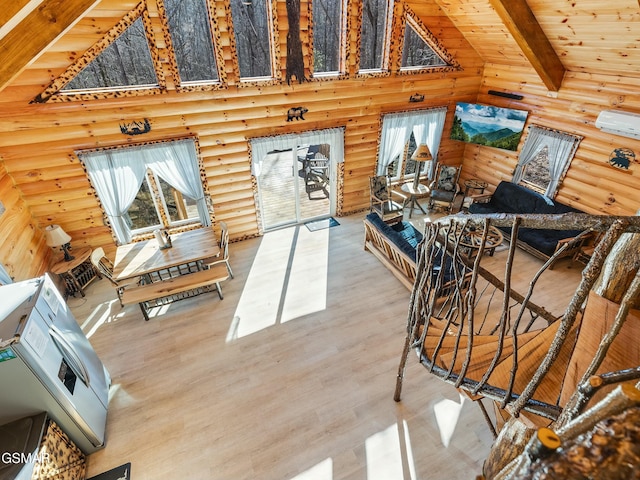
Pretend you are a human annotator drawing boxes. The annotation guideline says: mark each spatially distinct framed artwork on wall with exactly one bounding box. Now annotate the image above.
[451,102,529,151]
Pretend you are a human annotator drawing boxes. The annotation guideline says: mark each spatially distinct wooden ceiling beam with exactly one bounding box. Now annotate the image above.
[0,0,100,94]
[488,0,565,91]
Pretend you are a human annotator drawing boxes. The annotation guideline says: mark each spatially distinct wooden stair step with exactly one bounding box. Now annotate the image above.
[437,329,543,380]
[488,316,582,408]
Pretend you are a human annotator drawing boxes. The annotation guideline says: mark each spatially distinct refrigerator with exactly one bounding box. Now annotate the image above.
[0,274,110,454]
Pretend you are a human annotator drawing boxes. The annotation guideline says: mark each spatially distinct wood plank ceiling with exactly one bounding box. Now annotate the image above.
[1,0,640,100]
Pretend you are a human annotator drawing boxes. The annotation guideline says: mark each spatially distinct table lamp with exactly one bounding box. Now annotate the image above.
[411,144,433,189]
[45,225,75,261]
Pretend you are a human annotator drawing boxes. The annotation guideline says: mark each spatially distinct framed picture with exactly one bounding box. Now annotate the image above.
[451,102,529,151]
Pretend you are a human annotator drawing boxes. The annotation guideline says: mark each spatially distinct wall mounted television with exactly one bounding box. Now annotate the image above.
[450,102,529,151]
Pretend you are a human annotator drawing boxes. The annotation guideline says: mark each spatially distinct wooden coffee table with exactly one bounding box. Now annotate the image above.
[445,223,504,259]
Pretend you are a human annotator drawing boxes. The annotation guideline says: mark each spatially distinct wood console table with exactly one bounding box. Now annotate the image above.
[50,247,98,298]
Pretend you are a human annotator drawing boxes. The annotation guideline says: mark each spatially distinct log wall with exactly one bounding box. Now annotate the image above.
[461,63,640,217]
[0,0,483,271]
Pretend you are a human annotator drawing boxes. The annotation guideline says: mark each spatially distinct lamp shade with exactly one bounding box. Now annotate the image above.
[45,225,72,247]
[411,144,433,162]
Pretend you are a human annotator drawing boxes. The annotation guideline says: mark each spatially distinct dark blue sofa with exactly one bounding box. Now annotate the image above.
[468,181,585,262]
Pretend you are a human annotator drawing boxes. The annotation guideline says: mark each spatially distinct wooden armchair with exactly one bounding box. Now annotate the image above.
[428,164,461,213]
[369,175,405,224]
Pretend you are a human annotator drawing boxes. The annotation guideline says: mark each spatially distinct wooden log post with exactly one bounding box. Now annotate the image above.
[285,0,306,85]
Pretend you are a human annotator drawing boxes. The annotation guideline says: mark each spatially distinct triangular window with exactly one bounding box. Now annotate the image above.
[62,17,157,91]
[401,15,449,70]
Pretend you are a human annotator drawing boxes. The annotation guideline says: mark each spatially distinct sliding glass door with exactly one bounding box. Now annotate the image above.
[252,129,343,231]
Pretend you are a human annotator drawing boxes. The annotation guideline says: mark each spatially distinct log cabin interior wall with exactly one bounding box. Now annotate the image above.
[0,0,639,281]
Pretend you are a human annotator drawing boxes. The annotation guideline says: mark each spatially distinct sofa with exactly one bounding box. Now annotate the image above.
[363,212,471,292]
[468,181,586,266]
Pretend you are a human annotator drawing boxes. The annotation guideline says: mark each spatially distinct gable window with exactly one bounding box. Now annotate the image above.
[79,139,211,245]
[401,17,447,69]
[359,0,392,72]
[377,107,447,182]
[165,0,219,83]
[63,17,157,91]
[230,0,274,79]
[312,0,345,75]
[512,125,582,198]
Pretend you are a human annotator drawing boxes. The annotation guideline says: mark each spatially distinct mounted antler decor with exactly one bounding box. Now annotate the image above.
[119,118,151,136]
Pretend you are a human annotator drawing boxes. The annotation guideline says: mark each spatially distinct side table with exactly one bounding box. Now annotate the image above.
[400,183,430,218]
[464,178,488,197]
[50,247,98,298]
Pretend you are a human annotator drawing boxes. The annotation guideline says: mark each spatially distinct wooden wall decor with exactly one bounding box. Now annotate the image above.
[409,93,425,103]
[119,119,152,136]
[608,148,635,170]
[286,106,308,121]
[285,0,306,84]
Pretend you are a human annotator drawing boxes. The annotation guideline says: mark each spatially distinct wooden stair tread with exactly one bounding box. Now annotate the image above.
[437,329,543,380]
[487,317,581,407]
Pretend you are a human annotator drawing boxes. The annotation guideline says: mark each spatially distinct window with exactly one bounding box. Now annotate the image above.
[519,147,551,194]
[401,18,447,69]
[387,132,420,181]
[79,139,211,244]
[513,125,582,198]
[230,0,274,79]
[127,169,200,233]
[312,0,345,75]
[165,0,219,83]
[359,0,391,71]
[63,18,157,91]
[377,108,447,180]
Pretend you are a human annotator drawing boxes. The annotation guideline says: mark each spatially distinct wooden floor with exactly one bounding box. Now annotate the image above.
[72,210,583,480]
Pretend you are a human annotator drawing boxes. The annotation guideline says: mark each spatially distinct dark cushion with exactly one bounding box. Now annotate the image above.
[366,213,422,261]
[468,181,584,256]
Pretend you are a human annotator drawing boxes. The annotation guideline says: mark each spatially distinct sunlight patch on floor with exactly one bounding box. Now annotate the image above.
[433,393,465,447]
[281,226,329,323]
[366,423,416,480]
[228,225,330,340]
[80,299,123,339]
[288,458,333,480]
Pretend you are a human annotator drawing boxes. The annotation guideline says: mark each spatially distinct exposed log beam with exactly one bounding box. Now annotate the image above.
[0,0,100,94]
[488,0,565,92]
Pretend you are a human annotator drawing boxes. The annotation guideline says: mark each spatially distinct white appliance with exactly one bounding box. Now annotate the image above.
[0,274,110,454]
[595,109,640,139]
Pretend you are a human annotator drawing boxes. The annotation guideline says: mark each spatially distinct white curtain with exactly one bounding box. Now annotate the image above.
[513,125,581,197]
[250,127,344,177]
[81,149,147,244]
[143,140,210,227]
[378,114,412,175]
[80,138,209,244]
[412,107,447,180]
[378,107,447,177]
[512,126,549,184]
[544,131,581,197]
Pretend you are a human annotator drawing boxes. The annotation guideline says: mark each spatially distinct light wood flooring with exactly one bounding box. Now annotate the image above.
[71,211,583,480]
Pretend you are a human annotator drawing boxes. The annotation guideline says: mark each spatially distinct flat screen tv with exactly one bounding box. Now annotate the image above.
[450,102,528,151]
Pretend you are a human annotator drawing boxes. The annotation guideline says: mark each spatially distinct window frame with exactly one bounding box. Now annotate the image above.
[357,0,394,74]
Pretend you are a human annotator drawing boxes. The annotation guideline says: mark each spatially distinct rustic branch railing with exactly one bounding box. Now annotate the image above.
[394,212,640,425]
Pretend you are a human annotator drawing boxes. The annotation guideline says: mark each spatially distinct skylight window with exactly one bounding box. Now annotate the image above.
[229,0,274,79]
[165,0,219,83]
[359,0,391,71]
[62,18,157,91]
[312,0,345,75]
[401,19,447,69]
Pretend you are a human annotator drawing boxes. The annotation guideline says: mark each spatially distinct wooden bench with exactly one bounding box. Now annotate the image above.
[121,263,229,320]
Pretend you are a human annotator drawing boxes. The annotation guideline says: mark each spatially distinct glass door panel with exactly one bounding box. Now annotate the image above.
[258,142,332,231]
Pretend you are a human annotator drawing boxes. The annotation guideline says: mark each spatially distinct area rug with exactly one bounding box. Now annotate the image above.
[87,463,131,480]
[305,217,340,232]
